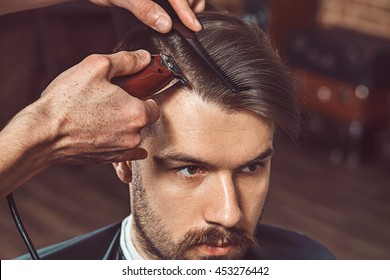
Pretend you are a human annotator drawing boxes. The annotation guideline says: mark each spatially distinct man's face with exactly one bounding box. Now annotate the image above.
[126,87,273,260]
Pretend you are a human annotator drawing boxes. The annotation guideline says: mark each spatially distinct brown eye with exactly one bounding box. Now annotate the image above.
[240,162,263,173]
[178,166,200,176]
[248,163,259,172]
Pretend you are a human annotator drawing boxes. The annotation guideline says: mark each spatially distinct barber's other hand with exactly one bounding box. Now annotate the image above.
[90,0,205,33]
[37,50,159,163]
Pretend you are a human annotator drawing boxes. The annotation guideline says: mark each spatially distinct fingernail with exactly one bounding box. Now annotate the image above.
[193,18,202,30]
[135,49,150,62]
[155,15,170,33]
[138,149,148,160]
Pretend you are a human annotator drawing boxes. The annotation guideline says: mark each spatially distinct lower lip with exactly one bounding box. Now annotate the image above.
[197,244,234,256]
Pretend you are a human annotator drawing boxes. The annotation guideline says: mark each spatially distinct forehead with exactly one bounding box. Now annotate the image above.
[143,87,273,167]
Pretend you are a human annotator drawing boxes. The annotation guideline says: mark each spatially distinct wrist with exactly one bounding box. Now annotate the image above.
[0,100,63,197]
[4,99,63,166]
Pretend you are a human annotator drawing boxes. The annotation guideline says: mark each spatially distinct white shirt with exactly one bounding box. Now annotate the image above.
[119,215,144,260]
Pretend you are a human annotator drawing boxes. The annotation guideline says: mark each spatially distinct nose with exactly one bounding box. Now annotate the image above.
[203,173,243,228]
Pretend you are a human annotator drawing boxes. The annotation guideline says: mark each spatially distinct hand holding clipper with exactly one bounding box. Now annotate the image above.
[112,54,185,99]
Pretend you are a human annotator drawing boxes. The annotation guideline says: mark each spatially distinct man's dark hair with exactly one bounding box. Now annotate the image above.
[115,11,300,140]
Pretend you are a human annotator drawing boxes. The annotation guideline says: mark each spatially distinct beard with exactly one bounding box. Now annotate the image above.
[130,165,259,260]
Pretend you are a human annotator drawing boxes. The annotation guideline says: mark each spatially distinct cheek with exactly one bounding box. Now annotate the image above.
[236,173,270,229]
[137,162,205,240]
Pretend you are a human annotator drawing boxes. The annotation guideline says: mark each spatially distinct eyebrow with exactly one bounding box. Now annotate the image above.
[236,147,274,169]
[153,147,274,169]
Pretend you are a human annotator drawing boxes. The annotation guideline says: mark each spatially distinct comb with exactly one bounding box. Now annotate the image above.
[154,0,241,93]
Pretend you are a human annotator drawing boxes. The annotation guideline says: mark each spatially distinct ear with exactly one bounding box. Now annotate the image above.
[112,161,132,184]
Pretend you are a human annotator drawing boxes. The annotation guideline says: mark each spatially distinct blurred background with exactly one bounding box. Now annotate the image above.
[0,0,389,259]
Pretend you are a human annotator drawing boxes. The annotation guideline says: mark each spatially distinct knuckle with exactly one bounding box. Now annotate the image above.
[83,54,111,73]
[134,2,158,22]
[131,105,149,128]
[118,51,138,68]
[129,134,143,147]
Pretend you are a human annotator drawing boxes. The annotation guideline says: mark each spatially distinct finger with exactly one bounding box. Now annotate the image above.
[121,147,149,161]
[168,0,202,32]
[143,99,160,125]
[106,50,151,79]
[125,0,172,33]
[191,0,206,13]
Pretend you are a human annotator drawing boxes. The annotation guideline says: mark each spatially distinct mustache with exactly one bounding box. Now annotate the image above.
[174,226,258,257]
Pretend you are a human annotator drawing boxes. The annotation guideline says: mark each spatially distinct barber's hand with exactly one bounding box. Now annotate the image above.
[37,50,159,163]
[90,0,205,33]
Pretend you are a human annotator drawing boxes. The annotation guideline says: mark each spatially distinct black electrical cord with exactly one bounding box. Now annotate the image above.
[6,193,40,260]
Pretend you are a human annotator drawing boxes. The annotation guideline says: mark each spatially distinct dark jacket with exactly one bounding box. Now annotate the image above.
[18,222,335,260]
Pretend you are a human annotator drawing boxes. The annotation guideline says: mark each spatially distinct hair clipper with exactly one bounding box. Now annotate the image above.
[112,54,185,99]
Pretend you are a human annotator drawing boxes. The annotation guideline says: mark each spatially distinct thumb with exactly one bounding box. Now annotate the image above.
[143,99,160,124]
[107,50,151,79]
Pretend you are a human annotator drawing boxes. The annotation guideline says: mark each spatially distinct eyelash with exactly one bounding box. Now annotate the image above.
[237,161,266,173]
[174,161,266,179]
[175,166,204,179]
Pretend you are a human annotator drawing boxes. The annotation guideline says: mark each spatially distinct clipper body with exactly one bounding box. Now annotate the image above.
[112,54,181,99]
